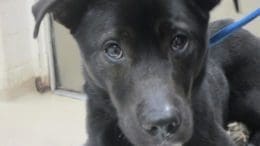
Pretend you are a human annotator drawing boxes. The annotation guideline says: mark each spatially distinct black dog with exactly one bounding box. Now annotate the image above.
[32,0,260,145]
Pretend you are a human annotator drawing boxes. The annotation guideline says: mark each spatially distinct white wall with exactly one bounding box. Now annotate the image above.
[0,0,49,95]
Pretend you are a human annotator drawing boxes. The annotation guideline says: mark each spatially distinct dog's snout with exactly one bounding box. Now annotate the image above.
[139,106,181,138]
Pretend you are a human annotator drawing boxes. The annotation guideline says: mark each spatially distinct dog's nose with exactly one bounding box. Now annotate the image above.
[140,106,181,138]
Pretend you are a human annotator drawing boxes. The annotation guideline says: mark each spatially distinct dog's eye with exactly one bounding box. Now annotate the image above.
[104,42,124,60]
[171,34,189,52]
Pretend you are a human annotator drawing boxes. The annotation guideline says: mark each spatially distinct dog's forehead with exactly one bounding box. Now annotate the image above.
[85,0,199,30]
[90,0,190,19]
[75,0,207,43]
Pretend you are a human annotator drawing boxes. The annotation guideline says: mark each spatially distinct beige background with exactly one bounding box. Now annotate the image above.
[211,0,260,36]
[53,1,260,92]
[53,21,84,92]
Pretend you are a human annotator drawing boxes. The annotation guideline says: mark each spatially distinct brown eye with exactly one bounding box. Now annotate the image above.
[171,34,189,52]
[104,42,123,60]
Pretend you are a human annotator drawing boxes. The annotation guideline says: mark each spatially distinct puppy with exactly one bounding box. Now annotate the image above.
[32,0,260,145]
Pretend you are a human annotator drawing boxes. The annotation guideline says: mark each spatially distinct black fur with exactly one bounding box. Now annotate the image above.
[32,0,260,146]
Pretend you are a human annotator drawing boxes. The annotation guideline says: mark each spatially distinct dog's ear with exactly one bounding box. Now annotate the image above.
[32,0,57,38]
[233,0,239,12]
[194,0,221,11]
[32,0,88,38]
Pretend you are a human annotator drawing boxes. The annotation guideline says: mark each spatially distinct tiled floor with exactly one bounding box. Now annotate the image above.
[0,86,87,146]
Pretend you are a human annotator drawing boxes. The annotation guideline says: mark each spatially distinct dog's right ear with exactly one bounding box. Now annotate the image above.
[32,0,88,38]
[32,0,58,38]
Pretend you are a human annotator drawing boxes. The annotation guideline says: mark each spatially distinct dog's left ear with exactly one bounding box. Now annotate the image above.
[32,0,88,38]
[194,0,221,11]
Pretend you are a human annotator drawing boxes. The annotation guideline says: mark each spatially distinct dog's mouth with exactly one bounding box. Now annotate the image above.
[135,141,183,146]
[162,144,182,146]
[153,141,183,146]
[154,135,185,146]
[118,102,193,146]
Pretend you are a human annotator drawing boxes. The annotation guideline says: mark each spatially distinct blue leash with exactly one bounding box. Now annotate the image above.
[209,8,260,48]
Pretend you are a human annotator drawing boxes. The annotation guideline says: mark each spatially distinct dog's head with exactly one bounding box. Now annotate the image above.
[33,0,220,145]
